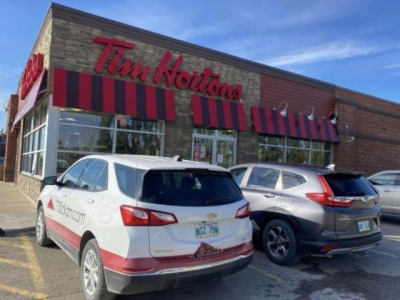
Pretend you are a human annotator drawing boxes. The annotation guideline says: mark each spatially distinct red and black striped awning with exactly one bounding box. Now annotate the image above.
[191,95,246,131]
[251,106,340,142]
[52,68,176,121]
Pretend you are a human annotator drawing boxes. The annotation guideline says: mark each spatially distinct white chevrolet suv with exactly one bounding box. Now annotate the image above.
[36,155,253,300]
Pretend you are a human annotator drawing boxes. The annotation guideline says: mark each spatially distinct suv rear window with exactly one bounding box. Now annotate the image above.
[140,170,243,206]
[324,173,376,197]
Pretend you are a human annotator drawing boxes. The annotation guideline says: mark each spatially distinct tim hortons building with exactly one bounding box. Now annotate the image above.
[3,3,400,201]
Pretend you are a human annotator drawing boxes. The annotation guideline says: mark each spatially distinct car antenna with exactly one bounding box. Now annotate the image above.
[172,155,182,162]
[326,164,335,171]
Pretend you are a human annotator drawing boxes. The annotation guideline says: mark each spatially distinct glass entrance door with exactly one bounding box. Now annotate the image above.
[192,128,237,168]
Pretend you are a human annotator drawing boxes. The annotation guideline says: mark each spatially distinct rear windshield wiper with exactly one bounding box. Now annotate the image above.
[205,198,231,205]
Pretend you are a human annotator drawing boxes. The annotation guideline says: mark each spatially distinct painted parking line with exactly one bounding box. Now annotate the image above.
[370,249,397,258]
[20,233,46,292]
[383,235,400,242]
[0,240,29,250]
[0,284,48,300]
[0,257,31,269]
[248,264,284,282]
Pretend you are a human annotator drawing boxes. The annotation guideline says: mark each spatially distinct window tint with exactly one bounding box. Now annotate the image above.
[324,174,377,197]
[247,167,280,190]
[115,163,136,197]
[282,171,307,189]
[61,160,89,188]
[140,170,242,206]
[95,167,108,191]
[369,173,399,186]
[231,168,247,186]
[79,160,107,191]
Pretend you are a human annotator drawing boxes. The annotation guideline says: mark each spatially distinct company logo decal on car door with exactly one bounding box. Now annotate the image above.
[56,200,86,225]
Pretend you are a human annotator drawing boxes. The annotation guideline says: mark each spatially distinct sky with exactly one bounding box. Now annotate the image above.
[1,0,400,131]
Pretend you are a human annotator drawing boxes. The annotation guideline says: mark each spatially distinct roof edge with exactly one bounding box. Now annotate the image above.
[49,2,336,92]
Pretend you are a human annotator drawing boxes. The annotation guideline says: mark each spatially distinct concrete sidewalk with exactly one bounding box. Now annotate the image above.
[0,181,36,233]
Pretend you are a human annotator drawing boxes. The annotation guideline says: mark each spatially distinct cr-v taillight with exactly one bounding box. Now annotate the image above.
[120,205,178,226]
[306,175,353,208]
[236,203,251,218]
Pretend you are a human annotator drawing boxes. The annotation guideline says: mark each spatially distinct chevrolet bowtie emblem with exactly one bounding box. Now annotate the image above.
[207,213,217,220]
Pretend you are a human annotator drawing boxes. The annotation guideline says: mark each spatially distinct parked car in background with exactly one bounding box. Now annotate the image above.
[229,163,382,266]
[368,171,400,216]
[36,155,253,299]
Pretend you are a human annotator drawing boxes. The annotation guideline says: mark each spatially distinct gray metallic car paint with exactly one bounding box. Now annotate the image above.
[230,163,382,255]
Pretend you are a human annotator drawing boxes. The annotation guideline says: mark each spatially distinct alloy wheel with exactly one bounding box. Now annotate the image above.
[266,226,290,259]
[83,249,99,296]
[36,211,44,241]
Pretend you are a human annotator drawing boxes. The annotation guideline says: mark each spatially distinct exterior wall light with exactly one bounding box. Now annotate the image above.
[303,106,315,121]
[274,101,288,117]
[328,111,338,125]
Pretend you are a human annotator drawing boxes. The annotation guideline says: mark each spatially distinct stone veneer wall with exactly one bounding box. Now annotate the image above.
[49,18,261,164]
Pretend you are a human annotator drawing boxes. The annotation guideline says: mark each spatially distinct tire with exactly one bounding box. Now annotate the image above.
[81,239,115,300]
[36,206,53,246]
[262,219,300,266]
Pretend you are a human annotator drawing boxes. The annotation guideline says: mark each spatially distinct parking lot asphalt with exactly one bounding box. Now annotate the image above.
[1,217,400,300]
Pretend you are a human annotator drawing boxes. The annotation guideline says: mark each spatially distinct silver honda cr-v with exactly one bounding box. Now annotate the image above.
[229,163,383,266]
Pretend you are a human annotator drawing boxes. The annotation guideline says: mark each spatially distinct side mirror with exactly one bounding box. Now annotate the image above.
[43,176,58,186]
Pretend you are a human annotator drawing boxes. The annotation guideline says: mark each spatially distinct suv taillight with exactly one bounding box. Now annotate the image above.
[120,205,178,226]
[236,203,251,218]
[306,175,353,208]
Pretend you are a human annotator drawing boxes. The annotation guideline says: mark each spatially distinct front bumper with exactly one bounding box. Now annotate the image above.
[104,253,253,295]
[300,231,383,256]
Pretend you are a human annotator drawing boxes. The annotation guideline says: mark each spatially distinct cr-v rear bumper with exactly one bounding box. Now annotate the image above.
[300,231,383,256]
[104,253,253,295]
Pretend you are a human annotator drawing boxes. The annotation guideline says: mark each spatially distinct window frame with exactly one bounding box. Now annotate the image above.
[56,109,165,175]
[20,101,48,179]
[258,135,333,166]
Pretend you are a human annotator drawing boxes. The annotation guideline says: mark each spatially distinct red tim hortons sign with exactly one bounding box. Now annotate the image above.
[93,37,242,101]
[20,53,44,100]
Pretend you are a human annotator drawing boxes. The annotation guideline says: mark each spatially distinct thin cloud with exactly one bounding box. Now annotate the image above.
[262,40,389,67]
[383,63,400,69]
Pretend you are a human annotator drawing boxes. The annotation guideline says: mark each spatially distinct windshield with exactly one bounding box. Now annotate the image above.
[324,173,377,197]
[140,169,243,206]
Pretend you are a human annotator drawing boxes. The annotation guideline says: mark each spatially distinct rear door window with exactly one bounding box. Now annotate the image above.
[140,170,243,206]
[369,173,399,186]
[231,168,247,186]
[282,171,307,189]
[79,160,107,191]
[61,160,90,188]
[247,167,280,190]
[324,174,377,197]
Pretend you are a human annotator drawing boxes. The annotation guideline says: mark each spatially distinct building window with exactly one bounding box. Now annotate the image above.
[258,135,332,166]
[192,128,236,168]
[57,109,164,175]
[21,102,48,178]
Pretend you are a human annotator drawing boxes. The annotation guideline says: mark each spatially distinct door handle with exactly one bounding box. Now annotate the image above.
[86,198,95,204]
[263,193,276,198]
[384,189,393,193]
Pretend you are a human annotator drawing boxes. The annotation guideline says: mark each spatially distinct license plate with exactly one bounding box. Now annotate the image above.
[358,220,370,232]
[195,222,219,239]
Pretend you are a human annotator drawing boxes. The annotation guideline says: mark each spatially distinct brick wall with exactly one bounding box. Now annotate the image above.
[3,95,19,181]
[49,18,261,164]
[261,74,335,117]
[334,88,400,176]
